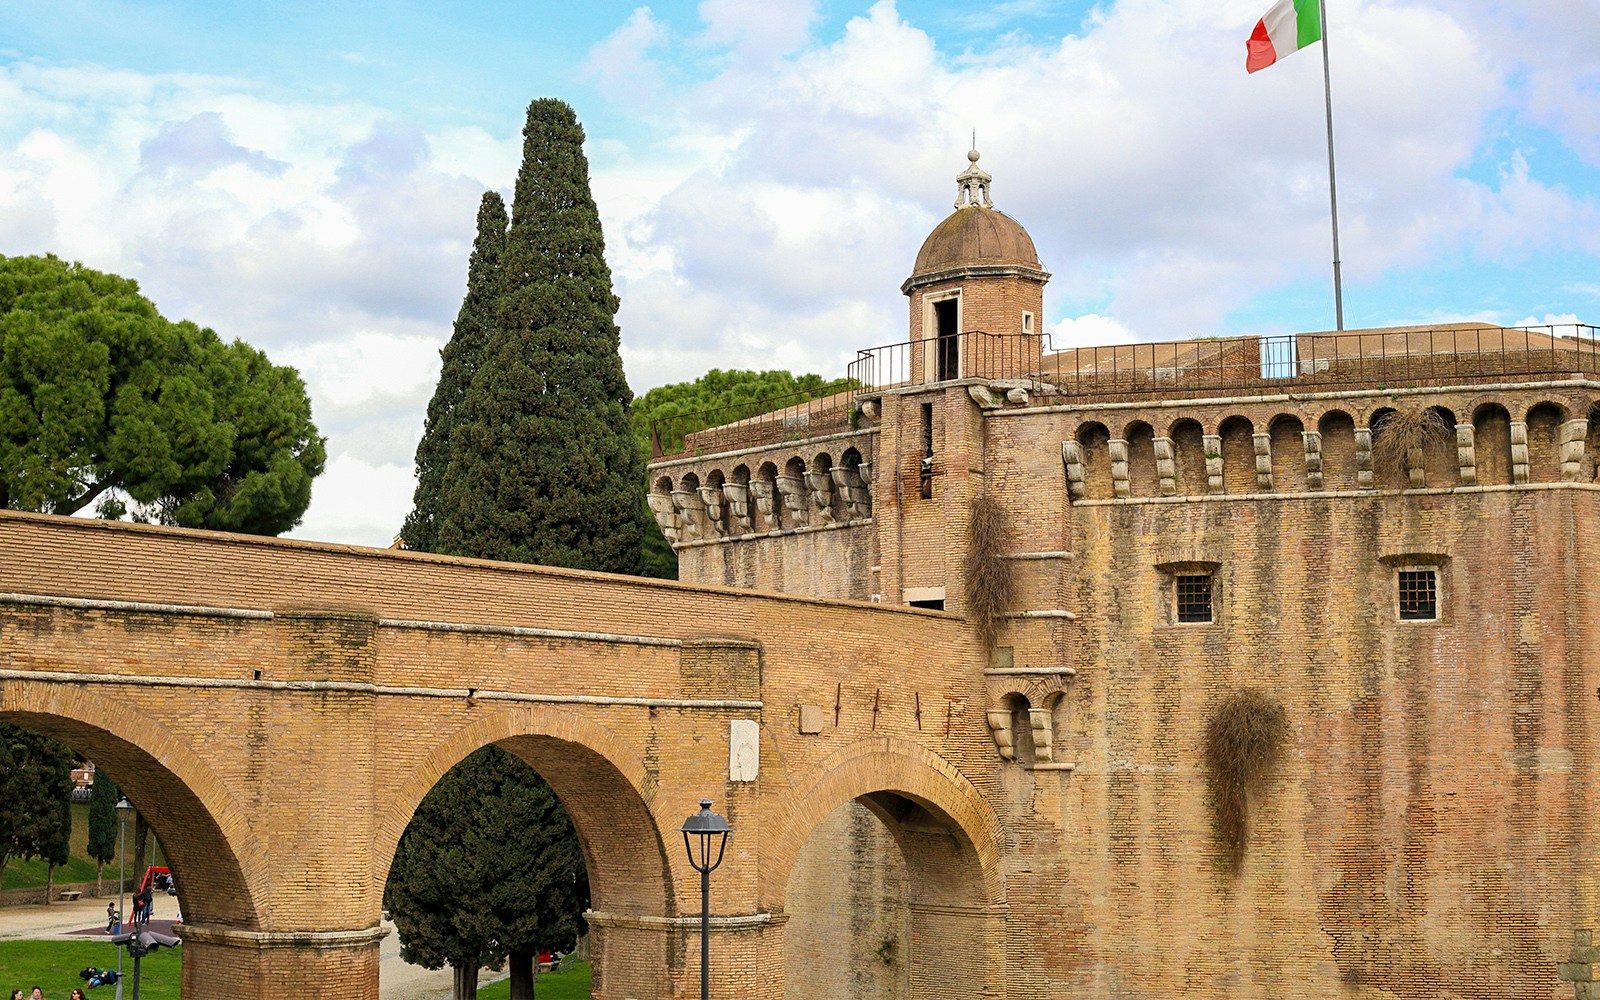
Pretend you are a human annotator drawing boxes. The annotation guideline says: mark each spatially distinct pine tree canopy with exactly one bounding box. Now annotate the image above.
[0,722,77,876]
[0,253,326,534]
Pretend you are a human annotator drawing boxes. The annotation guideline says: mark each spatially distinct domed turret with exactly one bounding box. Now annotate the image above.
[902,149,1049,383]
[910,150,1042,280]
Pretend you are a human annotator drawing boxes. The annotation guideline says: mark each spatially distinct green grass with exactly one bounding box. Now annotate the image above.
[475,961,591,999]
[0,939,180,1000]
[2,804,167,892]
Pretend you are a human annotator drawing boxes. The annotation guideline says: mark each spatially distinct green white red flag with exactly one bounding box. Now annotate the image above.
[1246,0,1323,73]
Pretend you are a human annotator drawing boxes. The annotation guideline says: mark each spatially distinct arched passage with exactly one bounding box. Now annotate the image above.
[768,740,1005,1000]
[0,685,259,930]
[378,706,677,1000]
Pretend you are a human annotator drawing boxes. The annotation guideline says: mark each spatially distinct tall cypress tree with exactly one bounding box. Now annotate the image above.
[402,192,508,553]
[432,98,650,572]
[87,772,120,895]
[389,98,644,1000]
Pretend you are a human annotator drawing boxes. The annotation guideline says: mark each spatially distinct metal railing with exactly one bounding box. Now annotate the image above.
[649,379,859,459]
[846,324,1600,399]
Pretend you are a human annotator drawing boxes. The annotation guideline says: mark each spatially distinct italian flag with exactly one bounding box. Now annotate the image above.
[1246,0,1323,74]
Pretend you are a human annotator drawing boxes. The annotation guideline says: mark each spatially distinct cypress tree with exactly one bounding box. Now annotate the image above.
[389,98,643,1000]
[433,98,650,573]
[88,772,120,895]
[402,192,508,553]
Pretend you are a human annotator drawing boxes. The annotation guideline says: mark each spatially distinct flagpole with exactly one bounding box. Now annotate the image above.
[1318,0,1344,330]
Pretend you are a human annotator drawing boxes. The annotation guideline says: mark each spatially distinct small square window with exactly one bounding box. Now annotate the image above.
[1398,569,1438,620]
[1175,575,1213,623]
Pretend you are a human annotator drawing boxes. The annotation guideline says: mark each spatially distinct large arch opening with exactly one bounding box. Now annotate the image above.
[376,709,676,1000]
[772,742,1003,1000]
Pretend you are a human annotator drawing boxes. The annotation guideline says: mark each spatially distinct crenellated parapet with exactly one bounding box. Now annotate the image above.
[648,430,877,546]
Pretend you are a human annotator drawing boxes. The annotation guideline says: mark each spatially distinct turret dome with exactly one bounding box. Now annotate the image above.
[903,149,1047,294]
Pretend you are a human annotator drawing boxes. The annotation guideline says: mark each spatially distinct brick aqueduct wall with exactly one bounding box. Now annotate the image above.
[0,510,1005,1000]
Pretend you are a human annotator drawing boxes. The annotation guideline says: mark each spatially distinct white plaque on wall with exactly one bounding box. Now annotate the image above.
[728,719,760,782]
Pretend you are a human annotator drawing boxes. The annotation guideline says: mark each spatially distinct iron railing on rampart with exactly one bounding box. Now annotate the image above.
[845,324,1600,398]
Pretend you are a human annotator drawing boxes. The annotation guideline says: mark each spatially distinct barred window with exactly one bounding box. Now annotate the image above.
[1175,574,1213,623]
[1398,569,1438,620]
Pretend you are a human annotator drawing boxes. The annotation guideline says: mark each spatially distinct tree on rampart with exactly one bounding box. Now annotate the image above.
[0,253,326,534]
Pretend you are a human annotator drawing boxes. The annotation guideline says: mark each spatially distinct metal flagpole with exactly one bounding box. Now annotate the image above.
[1318,0,1345,330]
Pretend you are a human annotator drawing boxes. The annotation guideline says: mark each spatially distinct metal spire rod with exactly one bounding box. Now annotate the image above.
[1318,0,1344,330]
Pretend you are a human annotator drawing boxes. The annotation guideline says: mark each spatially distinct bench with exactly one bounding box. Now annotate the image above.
[59,890,82,901]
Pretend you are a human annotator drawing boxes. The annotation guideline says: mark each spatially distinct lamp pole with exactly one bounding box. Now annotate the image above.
[115,796,132,1000]
[680,799,731,1000]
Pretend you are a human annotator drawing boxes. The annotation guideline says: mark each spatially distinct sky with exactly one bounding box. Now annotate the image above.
[1,0,1597,548]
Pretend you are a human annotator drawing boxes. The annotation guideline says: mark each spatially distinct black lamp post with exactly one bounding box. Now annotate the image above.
[680,799,731,1000]
[114,796,132,1000]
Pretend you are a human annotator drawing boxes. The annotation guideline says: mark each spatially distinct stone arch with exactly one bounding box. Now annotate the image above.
[1124,421,1159,498]
[1269,414,1307,492]
[1368,407,1407,490]
[1076,422,1113,500]
[769,739,1006,1000]
[1525,401,1566,483]
[704,468,730,534]
[839,447,872,518]
[810,451,841,522]
[377,705,674,923]
[1422,406,1459,488]
[1318,410,1358,490]
[1586,404,1600,482]
[1218,415,1255,494]
[1170,418,1207,496]
[0,683,260,929]
[1473,403,1514,486]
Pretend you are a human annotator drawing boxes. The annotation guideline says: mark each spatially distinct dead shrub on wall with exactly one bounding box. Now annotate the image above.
[1203,687,1289,871]
[962,493,1014,648]
[1371,407,1451,478]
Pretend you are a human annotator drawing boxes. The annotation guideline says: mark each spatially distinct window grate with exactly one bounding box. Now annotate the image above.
[1398,569,1438,620]
[1176,575,1213,623]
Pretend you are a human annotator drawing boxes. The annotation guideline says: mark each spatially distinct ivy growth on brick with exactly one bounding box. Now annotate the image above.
[961,492,1014,648]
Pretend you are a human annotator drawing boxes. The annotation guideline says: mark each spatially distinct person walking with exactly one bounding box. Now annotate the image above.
[105,901,118,934]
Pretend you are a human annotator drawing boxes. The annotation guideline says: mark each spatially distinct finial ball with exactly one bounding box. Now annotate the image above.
[968,149,981,163]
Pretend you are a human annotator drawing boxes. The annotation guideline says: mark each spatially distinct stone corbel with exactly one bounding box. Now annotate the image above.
[1108,439,1131,498]
[1153,437,1176,496]
[985,709,1016,760]
[1456,424,1477,486]
[1559,419,1588,482]
[698,484,728,535]
[829,464,872,518]
[721,481,753,534]
[646,493,682,544]
[1354,428,1374,490]
[1510,421,1530,484]
[774,475,809,527]
[968,384,1002,409]
[669,488,705,541]
[1062,441,1087,502]
[1253,432,1273,491]
[747,478,776,526]
[804,470,836,523]
[1303,431,1324,490]
[1202,435,1224,494]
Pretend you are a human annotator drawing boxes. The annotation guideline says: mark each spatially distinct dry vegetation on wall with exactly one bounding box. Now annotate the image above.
[962,493,1014,648]
[1371,406,1452,477]
[1203,688,1290,871]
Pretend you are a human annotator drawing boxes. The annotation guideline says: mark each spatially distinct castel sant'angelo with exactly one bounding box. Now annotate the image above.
[647,151,1599,999]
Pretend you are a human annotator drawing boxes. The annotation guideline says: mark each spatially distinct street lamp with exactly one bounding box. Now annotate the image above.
[114,796,132,1000]
[680,799,731,1000]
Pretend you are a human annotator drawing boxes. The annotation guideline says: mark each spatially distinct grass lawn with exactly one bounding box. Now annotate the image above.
[475,961,591,999]
[0,939,180,999]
